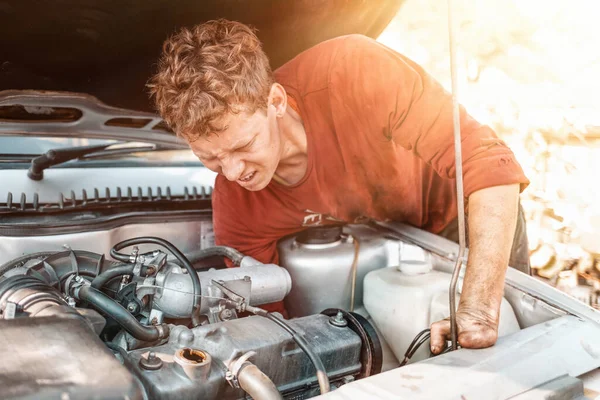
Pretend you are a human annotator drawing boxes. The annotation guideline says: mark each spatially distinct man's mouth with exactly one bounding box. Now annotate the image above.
[239,171,256,183]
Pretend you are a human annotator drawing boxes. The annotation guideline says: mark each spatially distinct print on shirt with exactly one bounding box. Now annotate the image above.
[302,210,344,227]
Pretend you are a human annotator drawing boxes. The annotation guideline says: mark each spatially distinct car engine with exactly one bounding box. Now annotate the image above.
[0,232,382,400]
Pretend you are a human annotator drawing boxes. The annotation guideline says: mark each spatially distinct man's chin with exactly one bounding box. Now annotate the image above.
[237,176,270,191]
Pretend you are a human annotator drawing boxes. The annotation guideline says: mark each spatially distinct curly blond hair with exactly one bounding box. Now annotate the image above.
[148,19,274,141]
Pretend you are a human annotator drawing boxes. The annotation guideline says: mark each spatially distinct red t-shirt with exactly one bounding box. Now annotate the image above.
[213,35,529,291]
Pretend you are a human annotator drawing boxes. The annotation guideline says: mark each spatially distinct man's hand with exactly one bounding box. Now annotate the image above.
[430,306,498,355]
[429,183,520,355]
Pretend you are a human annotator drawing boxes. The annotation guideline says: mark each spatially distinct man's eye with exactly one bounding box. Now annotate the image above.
[195,154,213,162]
[241,138,256,150]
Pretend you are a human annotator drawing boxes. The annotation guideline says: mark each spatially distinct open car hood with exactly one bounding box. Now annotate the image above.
[0,90,187,145]
[0,0,404,113]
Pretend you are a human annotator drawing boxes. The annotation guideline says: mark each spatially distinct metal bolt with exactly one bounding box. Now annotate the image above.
[220,308,234,320]
[244,276,251,282]
[329,311,348,327]
[127,303,137,313]
[139,351,163,370]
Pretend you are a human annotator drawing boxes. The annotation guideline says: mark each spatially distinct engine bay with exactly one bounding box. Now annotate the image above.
[0,222,386,399]
[0,215,575,399]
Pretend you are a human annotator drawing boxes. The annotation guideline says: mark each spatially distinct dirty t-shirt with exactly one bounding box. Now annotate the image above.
[212,35,529,301]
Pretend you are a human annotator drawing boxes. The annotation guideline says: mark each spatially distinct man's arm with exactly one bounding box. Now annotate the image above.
[430,183,520,354]
[328,36,528,349]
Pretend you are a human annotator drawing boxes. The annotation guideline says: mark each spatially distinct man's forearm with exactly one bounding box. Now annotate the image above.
[459,183,520,321]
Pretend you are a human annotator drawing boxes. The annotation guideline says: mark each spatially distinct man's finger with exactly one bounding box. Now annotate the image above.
[429,319,450,355]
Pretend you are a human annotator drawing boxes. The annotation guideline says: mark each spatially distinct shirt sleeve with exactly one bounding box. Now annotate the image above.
[328,35,529,197]
[212,176,280,266]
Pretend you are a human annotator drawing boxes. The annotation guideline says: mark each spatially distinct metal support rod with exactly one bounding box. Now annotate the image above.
[447,0,467,351]
[349,236,360,312]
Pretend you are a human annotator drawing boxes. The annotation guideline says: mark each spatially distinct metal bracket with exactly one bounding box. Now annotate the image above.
[139,251,168,275]
[4,302,18,319]
[225,351,256,388]
[65,274,90,298]
[210,278,251,313]
[136,276,158,301]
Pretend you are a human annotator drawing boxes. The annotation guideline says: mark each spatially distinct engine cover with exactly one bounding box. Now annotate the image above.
[127,314,370,399]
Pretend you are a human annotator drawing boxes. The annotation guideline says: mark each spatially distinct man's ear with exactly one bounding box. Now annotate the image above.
[268,83,287,118]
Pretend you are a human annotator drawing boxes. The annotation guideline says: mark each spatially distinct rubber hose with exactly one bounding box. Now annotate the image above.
[110,237,202,327]
[77,285,169,342]
[105,341,129,363]
[184,246,244,266]
[237,362,283,400]
[91,265,135,289]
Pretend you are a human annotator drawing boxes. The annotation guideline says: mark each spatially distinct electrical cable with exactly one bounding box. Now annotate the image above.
[400,329,453,367]
[266,313,330,394]
[110,237,202,327]
[399,329,431,366]
[245,306,330,394]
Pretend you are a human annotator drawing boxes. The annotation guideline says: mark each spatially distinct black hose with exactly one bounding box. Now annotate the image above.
[110,237,202,327]
[184,246,245,266]
[105,341,129,364]
[91,265,135,289]
[266,313,330,394]
[76,285,169,342]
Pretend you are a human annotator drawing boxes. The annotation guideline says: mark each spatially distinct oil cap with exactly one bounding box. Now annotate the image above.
[296,225,344,245]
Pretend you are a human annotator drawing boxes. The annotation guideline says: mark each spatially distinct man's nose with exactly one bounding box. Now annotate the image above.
[221,156,244,182]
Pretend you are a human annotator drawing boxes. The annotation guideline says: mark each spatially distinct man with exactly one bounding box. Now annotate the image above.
[149,19,529,355]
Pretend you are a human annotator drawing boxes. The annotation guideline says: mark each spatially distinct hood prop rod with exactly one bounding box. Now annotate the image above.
[447,0,466,352]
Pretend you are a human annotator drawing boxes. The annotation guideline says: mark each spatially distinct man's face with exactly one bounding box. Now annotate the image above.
[188,106,282,191]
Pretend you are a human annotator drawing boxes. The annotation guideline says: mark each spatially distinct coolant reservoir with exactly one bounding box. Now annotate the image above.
[277,225,398,317]
[364,243,520,364]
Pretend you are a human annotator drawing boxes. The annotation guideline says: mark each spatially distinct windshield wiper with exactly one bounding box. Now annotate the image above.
[26,142,172,180]
[28,143,114,180]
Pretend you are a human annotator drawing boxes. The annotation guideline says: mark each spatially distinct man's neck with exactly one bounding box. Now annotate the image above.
[274,106,308,186]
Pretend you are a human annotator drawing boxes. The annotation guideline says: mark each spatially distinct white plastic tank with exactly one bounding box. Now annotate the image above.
[364,243,520,364]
